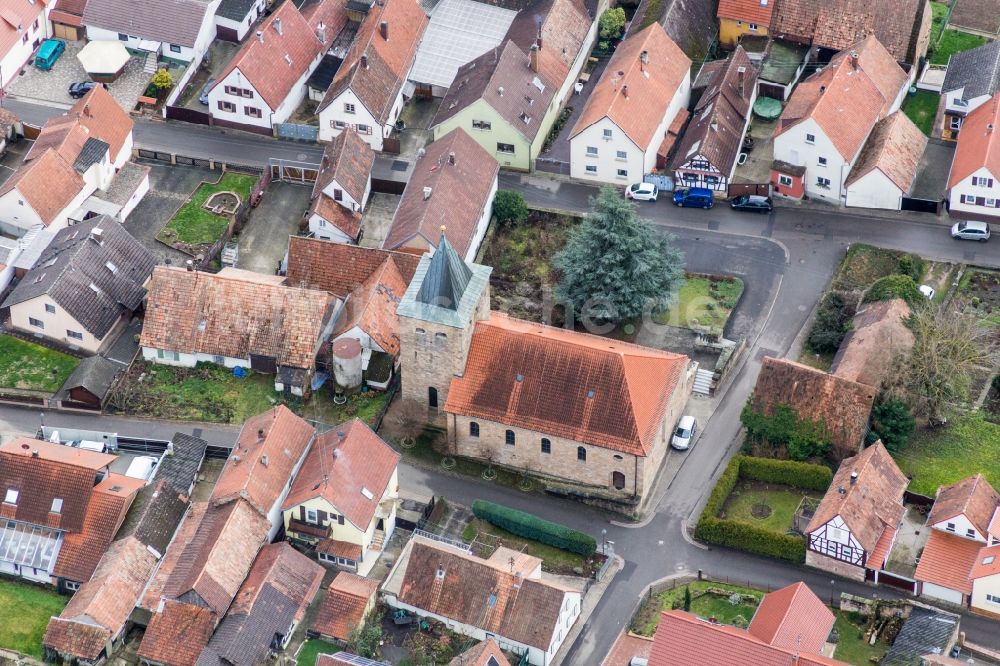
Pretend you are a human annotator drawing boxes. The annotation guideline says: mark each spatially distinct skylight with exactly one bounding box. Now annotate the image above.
[985,556,996,565]
[532,76,545,92]
[105,261,118,274]
[361,487,374,500]
[3,489,17,505]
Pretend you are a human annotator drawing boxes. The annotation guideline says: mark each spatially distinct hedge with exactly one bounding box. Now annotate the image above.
[472,500,597,556]
[695,517,807,562]
[738,456,832,491]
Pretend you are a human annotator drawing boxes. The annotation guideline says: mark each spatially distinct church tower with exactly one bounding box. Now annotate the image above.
[396,231,492,411]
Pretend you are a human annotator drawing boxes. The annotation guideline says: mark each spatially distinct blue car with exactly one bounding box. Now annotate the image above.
[199,78,216,105]
[672,187,715,208]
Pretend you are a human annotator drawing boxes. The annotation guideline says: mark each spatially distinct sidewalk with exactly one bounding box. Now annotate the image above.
[552,554,624,666]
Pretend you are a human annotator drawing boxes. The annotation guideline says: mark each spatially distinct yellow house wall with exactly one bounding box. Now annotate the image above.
[283,497,365,546]
[718,17,769,47]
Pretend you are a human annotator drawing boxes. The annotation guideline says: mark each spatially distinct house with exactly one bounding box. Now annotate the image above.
[319,654,391,666]
[50,0,87,40]
[672,46,756,194]
[939,41,1000,141]
[0,0,50,88]
[947,93,1000,221]
[196,542,324,666]
[768,0,931,68]
[316,0,428,149]
[214,0,267,42]
[2,217,155,354]
[82,0,221,65]
[282,418,399,575]
[569,23,691,184]
[0,438,144,591]
[89,161,152,223]
[57,355,121,409]
[946,0,1000,41]
[382,536,582,666]
[431,41,558,172]
[717,0,775,47]
[140,266,339,395]
[771,36,909,203]
[0,106,22,156]
[308,130,375,243]
[830,299,914,389]
[43,435,207,664]
[450,640,513,666]
[648,582,845,665]
[311,572,380,643]
[805,442,908,581]
[397,235,695,504]
[383,128,498,261]
[754,38,811,101]
[207,1,339,134]
[844,111,928,210]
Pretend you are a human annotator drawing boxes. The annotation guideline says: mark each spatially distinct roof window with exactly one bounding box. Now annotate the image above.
[4,489,17,505]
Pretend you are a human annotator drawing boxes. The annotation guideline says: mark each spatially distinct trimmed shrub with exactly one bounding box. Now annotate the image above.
[864,274,923,306]
[896,254,925,283]
[738,456,832,491]
[695,517,806,562]
[492,190,529,227]
[472,500,597,556]
[700,456,742,519]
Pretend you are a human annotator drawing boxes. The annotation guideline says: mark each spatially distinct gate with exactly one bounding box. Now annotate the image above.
[728,182,771,198]
[901,197,940,214]
[275,123,319,142]
[165,106,210,125]
[269,158,320,184]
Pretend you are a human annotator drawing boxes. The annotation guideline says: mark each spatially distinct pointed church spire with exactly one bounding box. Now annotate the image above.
[415,227,473,310]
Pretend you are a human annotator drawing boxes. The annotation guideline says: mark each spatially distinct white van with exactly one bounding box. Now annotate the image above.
[125,456,159,482]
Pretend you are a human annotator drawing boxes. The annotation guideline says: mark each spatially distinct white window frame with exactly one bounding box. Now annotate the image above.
[805,133,815,144]
[306,508,318,524]
[586,146,598,157]
[4,489,17,504]
[816,176,831,189]
[817,156,828,166]
[616,168,628,179]
[585,165,597,173]
[67,330,83,341]
[778,174,793,187]
[44,304,55,314]
[28,317,43,329]
[602,128,612,139]
[344,103,356,114]
[615,150,627,161]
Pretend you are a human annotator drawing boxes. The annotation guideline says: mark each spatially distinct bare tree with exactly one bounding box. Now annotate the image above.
[392,397,426,445]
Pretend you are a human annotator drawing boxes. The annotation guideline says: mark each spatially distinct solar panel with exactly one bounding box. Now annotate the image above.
[326,652,391,666]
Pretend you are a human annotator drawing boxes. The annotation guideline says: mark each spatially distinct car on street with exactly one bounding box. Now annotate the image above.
[672,187,714,208]
[626,182,658,201]
[729,194,773,213]
[199,78,216,105]
[671,415,697,450]
[68,81,97,98]
[951,220,990,242]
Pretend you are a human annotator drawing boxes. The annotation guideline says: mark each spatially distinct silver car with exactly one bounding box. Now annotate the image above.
[671,415,697,450]
[626,182,658,201]
[951,220,990,242]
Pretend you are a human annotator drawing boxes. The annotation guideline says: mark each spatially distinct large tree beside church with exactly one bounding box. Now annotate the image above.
[553,186,684,324]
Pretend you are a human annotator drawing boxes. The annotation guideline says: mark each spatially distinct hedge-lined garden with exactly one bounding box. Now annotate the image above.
[472,500,597,556]
[694,456,832,562]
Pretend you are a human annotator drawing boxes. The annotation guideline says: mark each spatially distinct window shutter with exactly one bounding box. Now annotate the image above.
[338,515,345,525]
[977,197,986,206]
[298,506,306,522]
[317,510,328,525]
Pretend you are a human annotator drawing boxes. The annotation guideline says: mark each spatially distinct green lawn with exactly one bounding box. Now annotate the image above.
[894,413,1000,495]
[631,581,761,637]
[903,91,941,136]
[930,1,949,42]
[0,335,79,393]
[461,517,597,576]
[0,580,67,658]
[655,275,744,332]
[718,480,822,534]
[797,350,835,372]
[931,29,989,65]
[157,172,257,247]
[832,612,888,664]
[297,639,340,666]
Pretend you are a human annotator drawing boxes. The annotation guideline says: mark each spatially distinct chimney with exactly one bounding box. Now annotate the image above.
[535,19,542,49]
[819,85,827,94]
[31,449,39,457]
[274,17,282,35]
[257,427,265,440]
[989,123,996,134]
[622,84,628,99]
[737,66,746,97]
[497,86,504,96]
[260,455,268,467]
[83,103,91,118]
[640,50,649,70]
[448,152,455,166]
[361,54,368,69]
[529,43,539,73]
[423,186,433,200]
[850,470,858,485]
[380,20,388,41]
[850,50,858,69]
[256,30,263,44]
[185,259,194,272]
[316,21,326,44]
[91,227,104,244]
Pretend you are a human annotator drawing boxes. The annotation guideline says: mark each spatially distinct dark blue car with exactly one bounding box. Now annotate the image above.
[672,187,715,208]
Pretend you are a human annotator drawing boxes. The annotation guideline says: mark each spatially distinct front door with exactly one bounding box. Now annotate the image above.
[376,518,384,531]
[428,386,438,409]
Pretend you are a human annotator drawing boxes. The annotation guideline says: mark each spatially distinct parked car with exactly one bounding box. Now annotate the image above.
[729,194,773,213]
[68,81,97,98]
[626,182,658,201]
[951,220,990,242]
[671,415,697,450]
[199,78,216,105]
[35,39,66,71]
[672,188,714,208]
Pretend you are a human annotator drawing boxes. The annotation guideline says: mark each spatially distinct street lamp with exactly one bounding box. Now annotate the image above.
[829,579,836,607]
[602,529,607,555]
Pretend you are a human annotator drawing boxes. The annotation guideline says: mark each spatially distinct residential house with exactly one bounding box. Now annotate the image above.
[569,23,691,184]
[0,438,144,590]
[282,418,400,575]
[804,442,908,581]
[43,434,207,664]
[0,0,51,88]
[214,0,267,42]
[49,0,87,40]
[310,572,380,643]
[307,130,375,243]
[830,299,914,389]
[717,0,775,47]
[844,111,928,210]
[602,633,653,666]
[431,41,558,172]
[450,640,513,666]
[383,128,498,262]
[0,147,86,237]
[648,582,845,665]
[948,0,1000,40]
[56,355,121,409]
[947,92,1000,221]
[397,236,695,504]
[207,1,340,134]
[672,46,756,194]
[771,36,909,203]
[82,0,222,65]
[382,536,582,666]
[195,542,324,666]
[140,266,339,395]
[2,217,156,354]
[0,106,22,156]
[754,38,811,101]
[769,0,931,68]
[316,0,428,149]
[939,41,1000,141]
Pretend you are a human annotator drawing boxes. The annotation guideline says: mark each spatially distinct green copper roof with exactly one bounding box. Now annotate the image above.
[415,235,473,310]
[397,235,491,329]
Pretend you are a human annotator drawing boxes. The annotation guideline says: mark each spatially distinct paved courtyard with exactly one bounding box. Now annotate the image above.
[121,161,209,265]
[8,40,149,111]
[731,116,777,185]
[359,193,400,249]
[175,41,240,112]
[235,181,311,274]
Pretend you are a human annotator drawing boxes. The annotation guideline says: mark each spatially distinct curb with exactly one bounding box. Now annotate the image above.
[551,553,625,666]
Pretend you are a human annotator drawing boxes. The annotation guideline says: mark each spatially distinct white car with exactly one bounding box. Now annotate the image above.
[671,415,697,450]
[951,220,991,242]
[626,182,658,201]
[919,284,935,300]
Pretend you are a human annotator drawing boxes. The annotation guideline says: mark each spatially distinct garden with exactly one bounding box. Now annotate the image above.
[957,268,1000,326]
[930,28,988,65]
[718,480,823,535]
[630,581,761,637]
[654,274,744,334]
[894,412,1000,495]
[297,639,339,666]
[0,335,79,395]
[902,90,941,136]
[156,171,257,255]
[0,579,67,658]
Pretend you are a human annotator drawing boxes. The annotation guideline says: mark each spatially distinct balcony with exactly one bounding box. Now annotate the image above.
[288,519,330,539]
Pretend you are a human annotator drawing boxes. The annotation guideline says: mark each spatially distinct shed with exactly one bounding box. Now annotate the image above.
[59,356,120,409]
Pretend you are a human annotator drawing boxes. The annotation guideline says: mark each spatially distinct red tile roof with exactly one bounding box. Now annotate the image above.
[830,299,914,388]
[445,313,689,456]
[312,572,379,641]
[928,474,1000,537]
[283,418,399,529]
[845,112,927,192]
[601,632,654,666]
[970,543,1000,579]
[0,0,47,63]
[285,236,420,297]
[138,599,215,666]
[71,85,134,162]
[505,0,591,89]
[309,194,364,240]
[141,502,210,611]
[865,524,897,570]
[313,129,374,208]
[211,405,315,517]
[229,542,324,621]
[915,529,981,594]
[317,538,363,561]
[717,0,774,24]
[948,93,1000,188]
[0,148,85,226]
[747,582,835,654]
[333,255,409,355]
[449,639,512,666]
[572,23,691,149]
[42,620,109,662]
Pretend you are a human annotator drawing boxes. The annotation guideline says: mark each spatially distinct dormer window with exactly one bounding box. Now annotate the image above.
[967,528,976,538]
[946,522,956,532]
[954,98,969,108]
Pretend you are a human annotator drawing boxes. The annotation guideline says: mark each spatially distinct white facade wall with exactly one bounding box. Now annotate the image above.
[845,169,903,210]
[464,175,498,262]
[207,72,273,130]
[309,213,355,242]
[9,295,106,352]
[319,87,402,150]
[930,515,986,542]
[774,118,854,203]
[971,574,1000,614]
[320,175,369,212]
[949,167,1000,218]
[333,324,387,354]
[921,581,965,605]
[0,189,44,235]
[0,10,49,88]
[85,1,219,63]
[142,347,241,368]
[112,134,134,170]
[552,14,598,110]
[118,171,150,222]
[215,0,266,42]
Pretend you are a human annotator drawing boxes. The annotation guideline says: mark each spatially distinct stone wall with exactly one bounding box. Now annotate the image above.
[806,549,866,582]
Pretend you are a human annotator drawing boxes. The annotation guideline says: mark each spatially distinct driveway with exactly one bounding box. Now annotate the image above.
[235,181,311,274]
